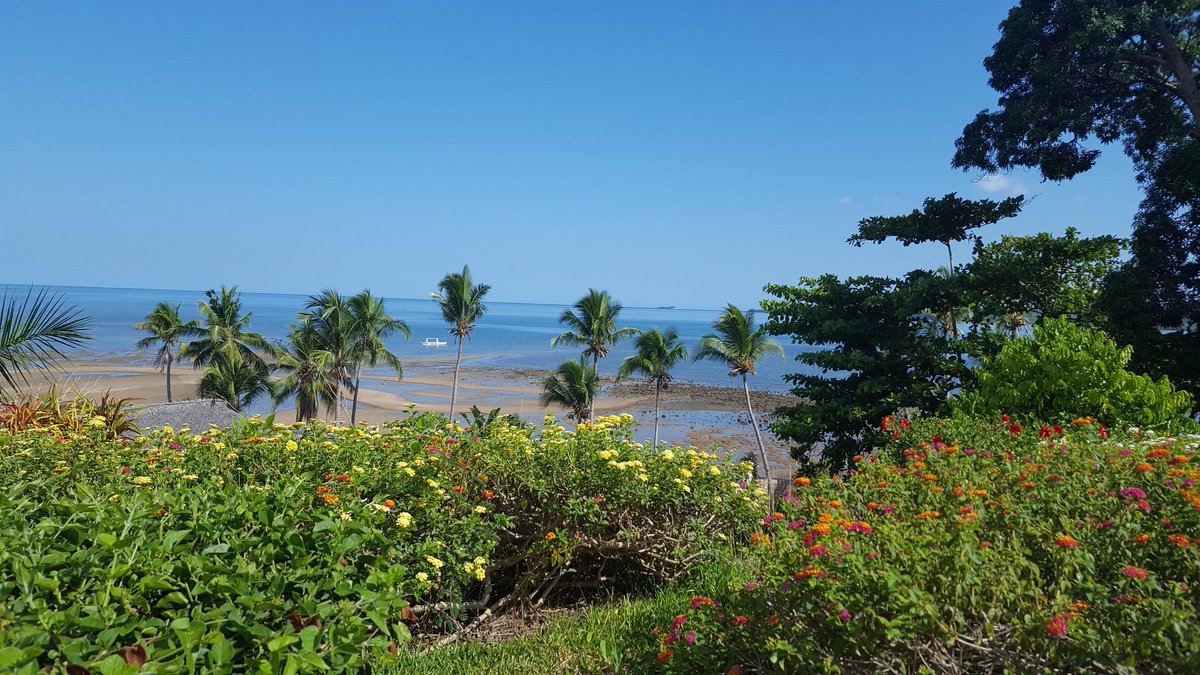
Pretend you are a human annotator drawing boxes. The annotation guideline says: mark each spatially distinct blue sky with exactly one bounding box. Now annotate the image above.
[0,2,1143,308]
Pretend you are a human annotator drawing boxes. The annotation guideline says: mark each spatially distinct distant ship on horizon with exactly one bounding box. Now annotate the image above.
[656,305,676,310]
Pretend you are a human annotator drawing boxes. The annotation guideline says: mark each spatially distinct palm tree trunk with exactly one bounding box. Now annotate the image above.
[590,353,599,421]
[653,381,661,447]
[165,351,173,403]
[449,336,463,420]
[350,364,362,426]
[742,373,773,510]
[944,239,963,361]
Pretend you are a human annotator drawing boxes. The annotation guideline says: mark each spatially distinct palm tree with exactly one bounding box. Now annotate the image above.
[0,288,91,395]
[303,289,354,421]
[271,318,344,422]
[617,328,688,446]
[345,290,410,425]
[183,286,271,371]
[430,266,490,420]
[551,289,639,420]
[997,311,1029,339]
[694,304,785,503]
[134,302,198,402]
[540,359,599,426]
[198,354,272,412]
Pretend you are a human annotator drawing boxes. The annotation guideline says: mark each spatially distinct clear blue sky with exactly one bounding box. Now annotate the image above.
[0,1,1143,308]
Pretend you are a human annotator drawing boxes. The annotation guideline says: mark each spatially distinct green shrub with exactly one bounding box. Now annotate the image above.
[956,318,1197,433]
[0,412,757,674]
[651,415,1200,673]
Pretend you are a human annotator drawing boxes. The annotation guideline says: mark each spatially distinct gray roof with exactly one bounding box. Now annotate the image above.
[131,399,243,434]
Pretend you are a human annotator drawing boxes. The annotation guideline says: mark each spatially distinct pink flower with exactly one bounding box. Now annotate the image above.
[684,631,696,647]
[1122,566,1149,581]
[733,616,749,627]
[838,609,852,623]
[1119,488,1146,499]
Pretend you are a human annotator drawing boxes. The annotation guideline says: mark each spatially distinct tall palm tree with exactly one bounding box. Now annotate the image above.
[0,288,91,395]
[303,289,354,421]
[540,359,599,426]
[617,328,689,447]
[694,304,785,503]
[997,311,1029,339]
[430,266,490,420]
[345,290,409,425]
[134,302,198,402]
[198,354,272,412]
[271,318,344,422]
[551,289,639,420]
[183,286,271,371]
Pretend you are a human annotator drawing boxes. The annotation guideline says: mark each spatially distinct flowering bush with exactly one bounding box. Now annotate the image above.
[652,415,1200,673]
[0,412,756,673]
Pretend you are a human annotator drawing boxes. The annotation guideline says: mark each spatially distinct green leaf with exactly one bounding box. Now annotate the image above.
[267,635,299,653]
[202,543,231,555]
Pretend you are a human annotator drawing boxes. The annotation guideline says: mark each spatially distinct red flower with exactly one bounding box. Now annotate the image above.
[1122,566,1149,581]
[1009,424,1023,437]
[899,419,912,430]
[1001,415,1010,424]
[1039,426,1052,439]
[1046,614,1070,639]
[1099,426,1109,439]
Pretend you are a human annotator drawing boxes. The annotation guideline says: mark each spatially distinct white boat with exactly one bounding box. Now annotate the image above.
[421,337,448,347]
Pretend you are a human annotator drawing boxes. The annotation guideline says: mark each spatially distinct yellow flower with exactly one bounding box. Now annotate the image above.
[679,469,693,479]
[182,474,198,481]
[396,512,413,528]
[339,511,353,522]
[426,556,444,569]
[131,476,152,486]
[286,440,298,452]
[661,450,675,461]
[404,468,416,477]
[416,572,429,583]
[709,466,721,476]
[473,505,488,514]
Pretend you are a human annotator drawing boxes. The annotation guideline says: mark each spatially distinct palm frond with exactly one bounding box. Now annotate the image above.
[0,288,92,392]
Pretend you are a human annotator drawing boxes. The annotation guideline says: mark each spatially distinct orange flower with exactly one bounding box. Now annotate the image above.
[1147,449,1170,459]
[969,489,989,497]
[951,487,965,497]
[1170,455,1191,465]
[923,474,938,482]
[1054,535,1079,548]
[656,650,673,664]
[818,513,834,524]
[1132,533,1150,545]
[545,532,557,541]
[915,511,940,520]
[876,481,888,488]
[793,477,811,487]
[829,500,843,509]
[322,493,339,505]
[1135,463,1153,473]
[811,524,832,536]
[1169,534,1191,547]
[1071,417,1094,426]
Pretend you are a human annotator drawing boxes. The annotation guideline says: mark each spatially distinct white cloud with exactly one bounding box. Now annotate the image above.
[975,173,1025,196]
[837,196,853,205]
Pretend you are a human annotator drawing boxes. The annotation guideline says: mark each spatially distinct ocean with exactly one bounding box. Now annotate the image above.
[2,284,814,394]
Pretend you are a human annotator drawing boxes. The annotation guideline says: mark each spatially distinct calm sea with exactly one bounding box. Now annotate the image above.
[2,284,816,394]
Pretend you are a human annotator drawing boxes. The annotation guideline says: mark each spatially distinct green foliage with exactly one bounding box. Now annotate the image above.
[618,328,689,446]
[540,359,599,422]
[957,318,1197,433]
[182,286,271,372]
[0,288,91,394]
[763,275,963,473]
[653,416,1200,673]
[0,387,138,439]
[198,355,272,413]
[849,192,1023,260]
[271,318,344,422]
[0,413,755,673]
[552,289,639,420]
[966,227,1125,328]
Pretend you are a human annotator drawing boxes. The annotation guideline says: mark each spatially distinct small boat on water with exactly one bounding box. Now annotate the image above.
[421,337,448,347]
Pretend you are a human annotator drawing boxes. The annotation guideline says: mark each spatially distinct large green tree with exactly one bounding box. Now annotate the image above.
[0,288,91,395]
[198,354,272,412]
[764,276,962,474]
[617,327,689,447]
[965,228,1125,329]
[954,0,1200,401]
[183,286,271,372]
[430,266,490,421]
[134,302,199,403]
[694,305,784,496]
[551,289,639,421]
[345,290,409,426]
[303,289,354,421]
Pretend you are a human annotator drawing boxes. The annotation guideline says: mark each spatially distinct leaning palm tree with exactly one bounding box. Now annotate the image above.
[198,354,272,412]
[271,319,344,422]
[540,359,599,426]
[345,290,409,425]
[694,304,785,503]
[617,327,688,446]
[0,288,91,395]
[430,266,491,420]
[183,286,271,372]
[551,289,639,420]
[134,302,198,402]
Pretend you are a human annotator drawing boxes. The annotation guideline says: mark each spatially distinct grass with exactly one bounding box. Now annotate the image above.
[378,551,751,674]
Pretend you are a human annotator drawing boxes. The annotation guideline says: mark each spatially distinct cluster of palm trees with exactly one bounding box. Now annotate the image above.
[135,286,409,423]
[540,290,784,487]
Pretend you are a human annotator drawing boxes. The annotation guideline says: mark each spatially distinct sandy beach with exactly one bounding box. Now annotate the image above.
[21,356,802,473]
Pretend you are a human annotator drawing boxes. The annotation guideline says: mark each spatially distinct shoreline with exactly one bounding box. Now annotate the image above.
[19,356,803,472]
